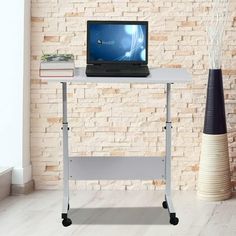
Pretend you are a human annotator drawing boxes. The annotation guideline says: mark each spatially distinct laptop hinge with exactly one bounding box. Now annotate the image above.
[132,63,142,66]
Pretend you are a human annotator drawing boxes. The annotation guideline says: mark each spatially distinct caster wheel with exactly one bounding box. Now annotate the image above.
[170,216,179,225]
[62,218,72,227]
[162,201,168,209]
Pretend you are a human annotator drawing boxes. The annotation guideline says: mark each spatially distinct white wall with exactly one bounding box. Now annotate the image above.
[0,0,31,185]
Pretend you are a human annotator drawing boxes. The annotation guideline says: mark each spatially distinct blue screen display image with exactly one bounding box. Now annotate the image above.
[88,24,147,62]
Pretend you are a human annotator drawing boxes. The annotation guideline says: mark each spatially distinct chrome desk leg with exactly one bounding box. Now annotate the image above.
[61,82,72,227]
[162,83,179,225]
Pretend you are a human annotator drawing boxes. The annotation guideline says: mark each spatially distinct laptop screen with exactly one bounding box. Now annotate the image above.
[87,21,148,64]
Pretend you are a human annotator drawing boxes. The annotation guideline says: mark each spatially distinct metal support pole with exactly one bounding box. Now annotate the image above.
[165,83,171,196]
[165,83,175,214]
[62,82,69,216]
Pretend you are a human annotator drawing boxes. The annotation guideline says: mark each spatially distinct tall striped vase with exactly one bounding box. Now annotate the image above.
[197,69,232,201]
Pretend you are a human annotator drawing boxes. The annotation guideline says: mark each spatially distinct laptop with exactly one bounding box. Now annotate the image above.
[86,21,150,77]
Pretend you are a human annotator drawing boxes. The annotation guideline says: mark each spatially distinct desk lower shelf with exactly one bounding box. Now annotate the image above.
[69,156,165,180]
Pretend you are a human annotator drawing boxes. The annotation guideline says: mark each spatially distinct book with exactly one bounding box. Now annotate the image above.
[40,54,74,70]
[39,69,74,77]
[39,54,75,77]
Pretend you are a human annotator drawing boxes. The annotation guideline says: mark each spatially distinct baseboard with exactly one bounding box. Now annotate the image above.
[0,168,12,200]
[11,179,35,195]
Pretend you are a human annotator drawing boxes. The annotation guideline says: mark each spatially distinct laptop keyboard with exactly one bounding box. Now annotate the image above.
[88,65,148,71]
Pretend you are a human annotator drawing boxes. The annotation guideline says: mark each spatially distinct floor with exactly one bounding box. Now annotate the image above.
[0,190,235,236]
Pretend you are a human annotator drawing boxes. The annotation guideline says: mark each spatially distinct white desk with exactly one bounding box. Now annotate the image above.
[46,67,190,84]
[42,67,191,227]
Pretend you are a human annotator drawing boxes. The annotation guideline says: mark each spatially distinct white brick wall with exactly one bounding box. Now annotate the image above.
[31,0,236,191]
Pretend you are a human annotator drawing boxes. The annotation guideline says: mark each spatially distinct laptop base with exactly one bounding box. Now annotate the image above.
[86,64,150,77]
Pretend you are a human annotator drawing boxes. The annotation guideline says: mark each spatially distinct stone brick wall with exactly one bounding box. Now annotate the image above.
[31,0,236,190]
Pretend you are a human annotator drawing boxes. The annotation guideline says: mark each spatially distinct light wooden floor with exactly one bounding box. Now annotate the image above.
[0,190,235,236]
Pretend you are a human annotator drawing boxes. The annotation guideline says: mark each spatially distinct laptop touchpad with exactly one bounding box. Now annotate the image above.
[106,69,121,72]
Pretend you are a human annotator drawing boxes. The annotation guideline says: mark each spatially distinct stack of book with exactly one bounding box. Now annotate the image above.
[39,54,75,77]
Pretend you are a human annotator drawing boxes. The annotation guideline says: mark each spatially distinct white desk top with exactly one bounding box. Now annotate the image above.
[41,67,191,84]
